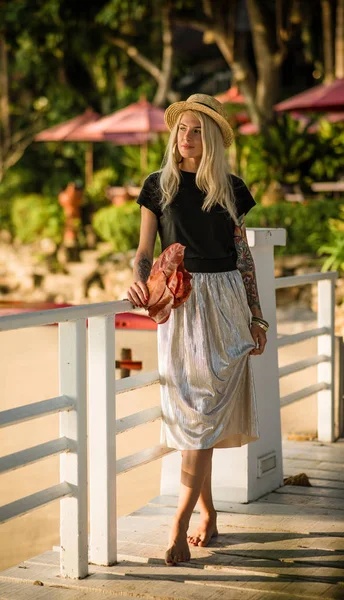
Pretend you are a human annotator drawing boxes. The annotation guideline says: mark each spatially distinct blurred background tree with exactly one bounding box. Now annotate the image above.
[0,0,343,265]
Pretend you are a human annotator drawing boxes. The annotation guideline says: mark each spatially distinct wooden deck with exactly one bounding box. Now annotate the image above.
[1,440,344,600]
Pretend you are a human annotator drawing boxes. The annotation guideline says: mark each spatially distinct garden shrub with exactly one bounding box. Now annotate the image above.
[92,202,141,252]
[245,198,344,256]
[92,201,161,256]
[11,194,64,244]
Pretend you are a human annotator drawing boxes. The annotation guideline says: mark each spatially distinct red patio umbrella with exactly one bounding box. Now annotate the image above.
[35,109,100,187]
[75,99,168,171]
[274,78,344,113]
[35,108,152,185]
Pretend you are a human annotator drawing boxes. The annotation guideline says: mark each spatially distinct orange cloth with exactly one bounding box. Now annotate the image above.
[146,243,192,324]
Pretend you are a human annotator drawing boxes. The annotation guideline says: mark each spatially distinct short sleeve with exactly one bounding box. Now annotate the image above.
[232,176,256,217]
[136,173,162,218]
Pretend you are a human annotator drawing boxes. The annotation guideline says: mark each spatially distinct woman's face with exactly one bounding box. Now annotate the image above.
[177,111,203,160]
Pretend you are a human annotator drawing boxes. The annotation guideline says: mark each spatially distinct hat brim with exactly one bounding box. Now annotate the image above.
[164,101,234,148]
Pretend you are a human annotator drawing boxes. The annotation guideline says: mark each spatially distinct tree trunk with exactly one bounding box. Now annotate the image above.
[154,4,178,106]
[246,0,284,124]
[336,0,344,78]
[321,0,335,83]
[0,33,10,182]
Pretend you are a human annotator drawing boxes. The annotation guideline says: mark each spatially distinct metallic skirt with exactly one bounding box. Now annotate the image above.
[157,269,260,450]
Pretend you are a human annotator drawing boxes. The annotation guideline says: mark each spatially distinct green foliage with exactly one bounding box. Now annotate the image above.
[318,205,344,274]
[11,194,64,244]
[310,122,344,182]
[237,114,320,192]
[92,200,161,255]
[245,198,344,257]
[85,167,119,206]
[92,201,141,251]
[120,136,167,185]
[237,115,344,195]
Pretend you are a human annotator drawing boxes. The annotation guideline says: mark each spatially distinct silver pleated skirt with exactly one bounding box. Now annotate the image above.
[157,269,260,450]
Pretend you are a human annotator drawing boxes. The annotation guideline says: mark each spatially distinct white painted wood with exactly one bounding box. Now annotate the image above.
[117,444,175,475]
[278,354,330,378]
[277,326,329,347]
[0,437,72,474]
[0,299,133,331]
[275,270,337,288]
[0,396,73,428]
[116,369,160,394]
[59,320,88,579]
[246,227,286,247]
[0,482,72,524]
[116,406,162,434]
[317,278,336,442]
[88,315,117,566]
[280,382,330,407]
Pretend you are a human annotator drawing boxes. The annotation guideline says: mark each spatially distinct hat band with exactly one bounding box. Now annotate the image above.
[192,102,218,114]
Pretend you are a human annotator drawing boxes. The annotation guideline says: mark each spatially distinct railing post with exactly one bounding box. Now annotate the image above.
[317,278,336,442]
[88,315,117,565]
[334,335,344,439]
[59,320,88,579]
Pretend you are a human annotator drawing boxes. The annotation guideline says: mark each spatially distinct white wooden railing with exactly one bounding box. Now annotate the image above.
[0,300,172,579]
[0,268,339,579]
[275,271,337,441]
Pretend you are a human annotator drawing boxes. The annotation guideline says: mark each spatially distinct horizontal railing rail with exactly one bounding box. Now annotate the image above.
[275,270,337,441]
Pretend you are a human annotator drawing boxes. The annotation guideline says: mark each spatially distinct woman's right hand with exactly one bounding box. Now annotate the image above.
[127,281,149,308]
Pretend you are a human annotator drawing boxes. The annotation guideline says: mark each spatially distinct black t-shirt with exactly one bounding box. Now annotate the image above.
[136,170,256,273]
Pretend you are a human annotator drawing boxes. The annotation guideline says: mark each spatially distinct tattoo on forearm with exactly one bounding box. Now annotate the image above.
[234,217,262,313]
[137,256,152,283]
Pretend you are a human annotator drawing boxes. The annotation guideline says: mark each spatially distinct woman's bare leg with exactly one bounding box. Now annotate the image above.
[187,452,218,546]
[165,448,213,565]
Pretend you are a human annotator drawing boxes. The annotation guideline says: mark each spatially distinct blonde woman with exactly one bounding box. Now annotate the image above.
[127,94,268,566]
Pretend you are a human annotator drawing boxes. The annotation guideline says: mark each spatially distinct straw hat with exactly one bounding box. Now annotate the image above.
[164,93,234,148]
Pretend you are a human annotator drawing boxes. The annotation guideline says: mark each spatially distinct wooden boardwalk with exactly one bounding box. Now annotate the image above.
[1,440,344,600]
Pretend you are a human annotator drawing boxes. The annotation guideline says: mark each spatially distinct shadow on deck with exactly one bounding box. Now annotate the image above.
[1,439,344,600]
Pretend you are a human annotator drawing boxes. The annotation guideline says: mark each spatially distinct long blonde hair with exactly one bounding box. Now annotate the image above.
[159,110,238,224]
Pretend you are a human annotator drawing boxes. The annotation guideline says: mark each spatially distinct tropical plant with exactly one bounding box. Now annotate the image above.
[310,122,344,182]
[318,204,344,273]
[237,114,322,193]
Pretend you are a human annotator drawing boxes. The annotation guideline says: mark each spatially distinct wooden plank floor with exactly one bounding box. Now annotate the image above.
[1,440,344,600]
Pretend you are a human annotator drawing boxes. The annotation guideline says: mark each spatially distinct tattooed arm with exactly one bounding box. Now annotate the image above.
[234,214,267,355]
[127,207,158,307]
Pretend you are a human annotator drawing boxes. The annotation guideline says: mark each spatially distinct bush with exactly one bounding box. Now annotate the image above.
[92,201,161,256]
[92,202,141,252]
[245,198,344,256]
[11,194,64,244]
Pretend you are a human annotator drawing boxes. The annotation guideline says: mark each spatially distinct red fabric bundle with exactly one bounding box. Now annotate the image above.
[145,243,192,324]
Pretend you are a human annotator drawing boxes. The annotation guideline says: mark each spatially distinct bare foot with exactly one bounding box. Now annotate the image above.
[165,517,191,566]
[187,513,218,547]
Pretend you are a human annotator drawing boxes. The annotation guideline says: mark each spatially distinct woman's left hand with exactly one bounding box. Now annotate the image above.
[249,324,267,355]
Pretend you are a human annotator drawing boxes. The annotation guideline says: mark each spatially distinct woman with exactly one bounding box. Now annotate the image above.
[126,93,268,566]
